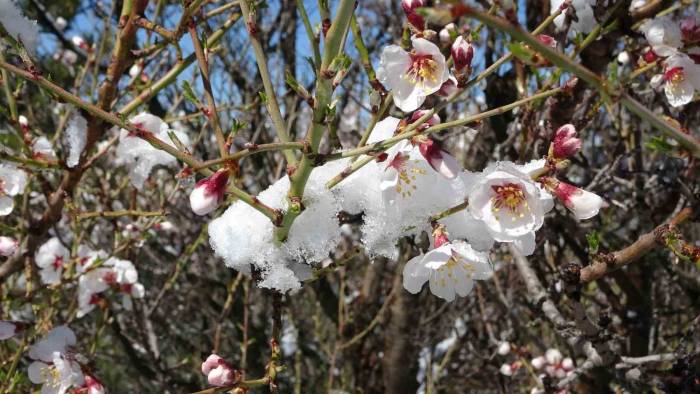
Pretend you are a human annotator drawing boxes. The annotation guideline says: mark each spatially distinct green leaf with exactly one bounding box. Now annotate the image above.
[181,81,200,106]
[507,43,536,65]
[586,230,600,255]
[645,136,674,154]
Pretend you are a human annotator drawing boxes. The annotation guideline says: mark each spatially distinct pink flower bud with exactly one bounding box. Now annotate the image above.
[72,35,89,51]
[551,180,604,220]
[550,124,581,159]
[401,0,424,13]
[561,357,574,371]
[202,354,225,375]
[499,363,513,376]
[0,236,19,257]
[497,342,511,356]
[406,11,425,31]
[18,115,28,128]
[537,34,557,49]
[451,36,473,71]
[201,354,240,387]
[189,170,230,216]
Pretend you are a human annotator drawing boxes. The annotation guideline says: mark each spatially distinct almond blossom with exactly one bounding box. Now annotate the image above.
[377,37,449,112]
[0,236,18,257]
[531,348,575,379]
[35,238,70,285]
[27,326,84,394]
[76,375,106,394]
[681,15,700,44]
[0,163,27,216]
[467,161,553,255]
[403,236,492,301]
[640,16,682,57]
[650,53,700,107]
[77,256,145,317]
[32,136,57,161]
[190,169,230,215]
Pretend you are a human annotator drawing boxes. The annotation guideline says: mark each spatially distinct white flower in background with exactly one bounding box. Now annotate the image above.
[0,236,19,257]
[0,164,28,216]
[617,51,631,65]
[129,64,142,78]
[108,258,145,310]
[551,0,597,34]
[650,53,700,107]
[497,342,511,356]
[77,267,112,318]
[32,137,57,161]
[116,112,191,188]
[0,0,39,53]
[640,16,682,57]
[467,161,553,255]
[532,348,574,379]
[403,236,492,301]
[28,351,84,394]
[35,238,70,285]
[544,178,603,220]
[55,16,67,31]
[629,0,647,12]
[201,354,239,387]
[190,170,230,216]
[0,320,25,340]
[377,37,449,112]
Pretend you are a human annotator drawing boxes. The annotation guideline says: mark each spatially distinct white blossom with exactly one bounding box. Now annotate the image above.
[654,53,700,107]
[28,352,84,394]
[377,37,449,112]
[35,238,70,285]
[33,137,57,161]
[402,240,492,301]
[640,16,682,57]
[467,161,553,256]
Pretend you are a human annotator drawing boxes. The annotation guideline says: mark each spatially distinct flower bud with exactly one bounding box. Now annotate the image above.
[18,115,29,131]
[499,363,513,376]
[129,64,142,78]
[561,357,574,370]
[190,170,230,216]
[406,11,425,31]
[617,51,630,65]
[497,342,511,356]
[537,34,557,49]
[72,35,89,51]
[55,17,67,31]
[545,348,563,365]
[0,236,19,257]
[531,356,546,370]
[451,36,473,71]
[551,180,604,220]
[643,49,658,63]
[416,137,461,179]
[80,374,106,394]
[201,354,240,387]
[439,23,456,44]
[401,0,424,13]
[549,124,581,159]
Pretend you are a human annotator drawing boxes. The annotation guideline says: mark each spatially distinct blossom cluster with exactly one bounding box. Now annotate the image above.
[198,26,604,300]
[498,342,574,393]
[640,14,700,107]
